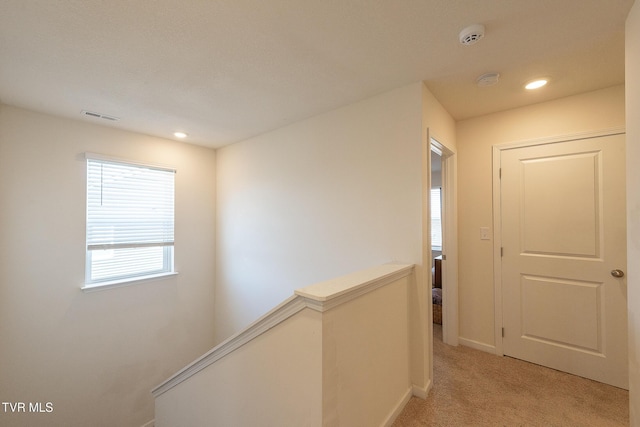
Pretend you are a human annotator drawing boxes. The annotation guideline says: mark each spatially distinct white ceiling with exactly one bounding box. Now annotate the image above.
[0,0,633,148]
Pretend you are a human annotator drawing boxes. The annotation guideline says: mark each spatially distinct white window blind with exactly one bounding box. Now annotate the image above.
[85,156,175,287]
[431,188,442,249]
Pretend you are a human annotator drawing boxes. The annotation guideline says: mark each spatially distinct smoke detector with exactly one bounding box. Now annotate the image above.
[476,72,500,87]
[459,24,485,46]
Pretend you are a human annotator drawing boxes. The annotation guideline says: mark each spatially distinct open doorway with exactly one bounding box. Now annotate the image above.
[431,151,443,331]
[430,138,458,346]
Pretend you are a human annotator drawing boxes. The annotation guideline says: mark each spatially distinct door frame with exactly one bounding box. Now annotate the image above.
[491,127,625,356]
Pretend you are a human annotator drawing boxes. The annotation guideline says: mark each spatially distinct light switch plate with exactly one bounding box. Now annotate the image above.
[480,227,490,240]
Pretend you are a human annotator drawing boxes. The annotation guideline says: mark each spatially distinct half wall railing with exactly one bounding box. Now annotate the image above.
[152,263,415,427]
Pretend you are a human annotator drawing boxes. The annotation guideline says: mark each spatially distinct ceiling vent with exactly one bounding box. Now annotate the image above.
[82,110,119,121]
[459,24,485,46]
[476,72,500,87]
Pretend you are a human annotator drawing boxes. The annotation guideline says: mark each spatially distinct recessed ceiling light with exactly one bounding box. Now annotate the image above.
[174,132,188,139]
[525,79,548,90]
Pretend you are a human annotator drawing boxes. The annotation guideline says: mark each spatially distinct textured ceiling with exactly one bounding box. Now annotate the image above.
[0,0,633,148]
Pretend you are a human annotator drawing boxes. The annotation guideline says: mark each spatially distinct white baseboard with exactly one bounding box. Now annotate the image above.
[411,380,431,399]
[141,419,154,427]
[382,387,413,427]
[459,337,497,354]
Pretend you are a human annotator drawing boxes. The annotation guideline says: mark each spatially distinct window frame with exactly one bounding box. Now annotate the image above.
[82,153,177,291]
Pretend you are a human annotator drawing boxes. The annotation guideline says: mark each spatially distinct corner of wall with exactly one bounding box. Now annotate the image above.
[626,1,640,423]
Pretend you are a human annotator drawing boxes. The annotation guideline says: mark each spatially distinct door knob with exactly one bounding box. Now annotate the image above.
[611,269,625,278]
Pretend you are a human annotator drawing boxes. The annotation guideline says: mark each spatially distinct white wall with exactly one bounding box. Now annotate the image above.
[156,308,323,427]
[626,2,640,423]
[431,153,442,189]
[215,84,422,340]
[323,275,410,426]
[0,105,217,426]
[422,85,456,151]
[215,83,422,337]
[215,82,455,393]
[455,85,626,348]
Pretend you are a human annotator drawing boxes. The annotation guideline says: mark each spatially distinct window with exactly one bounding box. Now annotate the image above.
[431,188,442,250]
[84,155,175,289]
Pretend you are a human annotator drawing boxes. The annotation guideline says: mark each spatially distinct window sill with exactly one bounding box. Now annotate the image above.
[81,272,179,292]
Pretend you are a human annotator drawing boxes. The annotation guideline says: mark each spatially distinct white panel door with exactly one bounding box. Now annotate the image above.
[500,134,628,389]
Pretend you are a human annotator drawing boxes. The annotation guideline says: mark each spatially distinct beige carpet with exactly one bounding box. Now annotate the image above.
[393,324,629,426]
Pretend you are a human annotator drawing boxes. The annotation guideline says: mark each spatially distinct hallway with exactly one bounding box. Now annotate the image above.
[393,325,629,426]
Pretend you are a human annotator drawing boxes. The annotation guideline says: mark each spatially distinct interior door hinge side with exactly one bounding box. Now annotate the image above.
[502,327,505,337]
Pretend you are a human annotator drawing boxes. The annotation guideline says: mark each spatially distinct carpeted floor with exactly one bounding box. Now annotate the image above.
[393,324,629,426]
